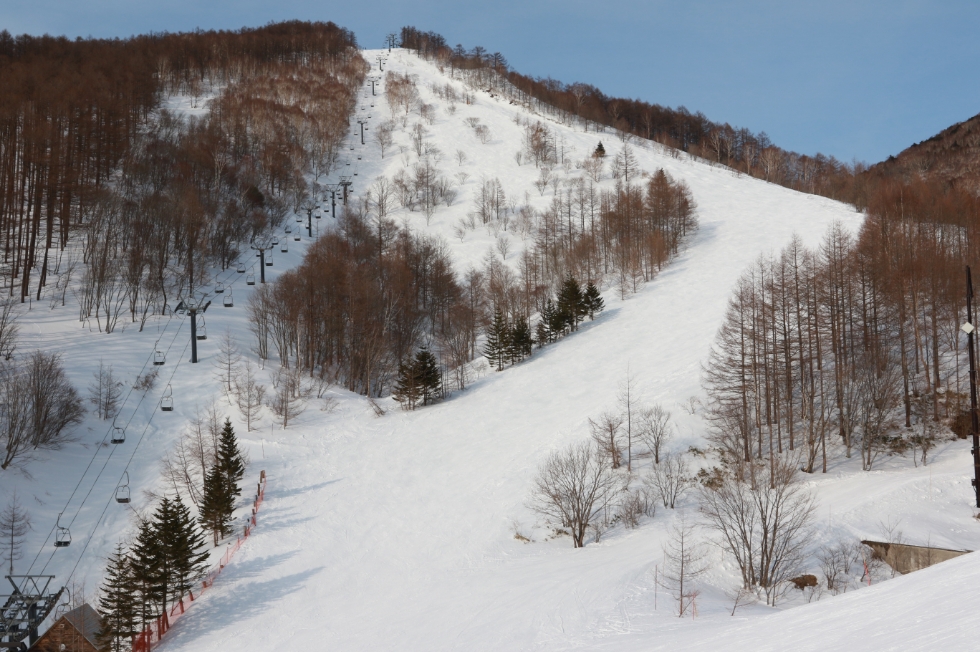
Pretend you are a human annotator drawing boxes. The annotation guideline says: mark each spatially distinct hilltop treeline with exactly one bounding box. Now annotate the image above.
[0,22,361,311]
[398,26,979,211]
[398,26,865,202]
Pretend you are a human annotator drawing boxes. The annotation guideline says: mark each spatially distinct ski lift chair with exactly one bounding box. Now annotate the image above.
[272,236,279,245]
[294,234,301,242]
[111,421,125,444]
[116,472,131,503]
[280,241,288,253]
[266,255,274,266]
[247,274,256,286]
[196,316,207,340]
[54,513,71,547]
[223,292,234,308]
[215,282,224,294]
[237,262,246,273]
[285,224,292,234]
[161,384,174,412]
[54,591,71,620]
[153,350,165,366]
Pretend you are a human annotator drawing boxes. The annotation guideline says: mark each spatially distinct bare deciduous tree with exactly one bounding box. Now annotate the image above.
[213,329,242,396]
[528,441,619,548]
[374,120,395,158]
[267,366,310,428]
[234,358,266,432]
[582,156,602,183]
[0,299,20,361]
[89,360,123,420]
[0,492,31,574]
[1,351,84,471]
[646,452,690,508]
[159,401,222,507]
[818,539,861,594]
[589,412,623,469]
[617,370,639,471]
[638,404,672,464]
[698,458,815,605]
[659,517,709,617]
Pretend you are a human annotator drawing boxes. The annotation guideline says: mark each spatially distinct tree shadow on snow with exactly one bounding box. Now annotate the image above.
[271,479,342,500]
[163,562,325,647]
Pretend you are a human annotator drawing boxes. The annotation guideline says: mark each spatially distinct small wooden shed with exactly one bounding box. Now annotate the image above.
[29,604,101,652]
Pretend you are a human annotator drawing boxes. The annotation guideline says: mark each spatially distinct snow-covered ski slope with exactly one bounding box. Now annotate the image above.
[6,47,980,651]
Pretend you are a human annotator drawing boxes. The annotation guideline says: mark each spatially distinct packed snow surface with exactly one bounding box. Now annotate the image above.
[5,48,979,651]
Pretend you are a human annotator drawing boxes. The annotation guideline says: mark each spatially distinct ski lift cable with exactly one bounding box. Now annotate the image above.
[29,253,250,573]
[29,227,274,575]
[53,242,270,563]
[32,318,188,575]
[48,334,194,581]
[25,311,185,574]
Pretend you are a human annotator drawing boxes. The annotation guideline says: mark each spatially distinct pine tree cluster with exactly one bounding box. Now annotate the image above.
[488,277,603,371]
[98,495,209,651]
[393,346,442,410]
[98,419,246,651]
[536,277,604,346]
[483,308,534,372]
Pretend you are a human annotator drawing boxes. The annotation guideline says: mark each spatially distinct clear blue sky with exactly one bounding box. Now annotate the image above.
[4,0,977,164]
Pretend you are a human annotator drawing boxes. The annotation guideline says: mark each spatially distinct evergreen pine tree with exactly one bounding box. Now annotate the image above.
[97,543,138,652]
[162,495,209,605]
[543,299,564,341]
[483,307,509,371]
[393,357,422,409]
[414,347,442,405]
[594,141,606,158]
[217,418,245,498]
[509,316,533,362]
[199,462,234,545]
[583,281,605,320]
[130,518,163,627]
[557,276,586,332]
[534,319,549,349]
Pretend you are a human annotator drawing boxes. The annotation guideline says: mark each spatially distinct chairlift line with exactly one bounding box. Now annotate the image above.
[34,212,266,581]
[31,288,197,578]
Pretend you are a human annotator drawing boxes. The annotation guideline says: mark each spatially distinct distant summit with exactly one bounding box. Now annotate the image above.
[871,112,980,192]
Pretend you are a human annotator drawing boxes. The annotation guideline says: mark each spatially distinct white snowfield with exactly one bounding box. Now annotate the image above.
[5,47,979,651]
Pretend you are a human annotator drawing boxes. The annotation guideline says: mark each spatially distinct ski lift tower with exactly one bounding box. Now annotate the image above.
[385,33,397,52]
[367,76,379,96]
[250,237,274,284]
[323,185,340,218]
[339,176,353,206]
[357,118,369,145]
[299,198,318,238]
[0,575,64,650]
[180,293,211,364]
